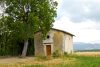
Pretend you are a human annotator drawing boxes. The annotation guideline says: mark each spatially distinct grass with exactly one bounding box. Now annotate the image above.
[69,55,100,67]
[24,65,47,67]
[25,55,100,67]
[74,52,100,57]
[35,55,53,61]
[1,52,100,67]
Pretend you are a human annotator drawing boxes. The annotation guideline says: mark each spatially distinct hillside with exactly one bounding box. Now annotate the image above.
[73,42,100,51]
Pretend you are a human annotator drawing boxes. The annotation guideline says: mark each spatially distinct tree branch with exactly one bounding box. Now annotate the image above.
[9,13,23,21]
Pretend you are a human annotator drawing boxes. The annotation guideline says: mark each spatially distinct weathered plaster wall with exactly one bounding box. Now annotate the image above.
[43,29,56,43]
[34,32,45,55]
[43,29,56,55]
[64,33,73,54]
[52,30,64,53]
[43,29,64,55]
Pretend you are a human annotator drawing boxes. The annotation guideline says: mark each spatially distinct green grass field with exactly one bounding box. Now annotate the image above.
[25,55,100,67]
[1,52,100,67]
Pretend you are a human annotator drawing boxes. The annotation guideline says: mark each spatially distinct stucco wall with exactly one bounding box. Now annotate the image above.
[34,32,45,55]
[52,31,63,53]
[64,33,73,54]
[43,29,56,55]
[43,29,64,55]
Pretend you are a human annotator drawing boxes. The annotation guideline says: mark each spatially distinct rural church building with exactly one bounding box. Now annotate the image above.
[34,28,75,56]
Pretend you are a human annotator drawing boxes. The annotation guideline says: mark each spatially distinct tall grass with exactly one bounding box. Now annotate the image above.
[24,65,47,67]
[35,55,52,61]
[25,53,100,67]
[25,55,100,67]
[74,52,100,57]
[1,52,100,67]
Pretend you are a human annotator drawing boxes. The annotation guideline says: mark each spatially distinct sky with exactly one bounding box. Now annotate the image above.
[53,0,100,44]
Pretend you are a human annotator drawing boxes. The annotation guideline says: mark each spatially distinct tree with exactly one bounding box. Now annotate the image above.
[0,15,10,51]
[0,14,3,51]
[1,0,58,57]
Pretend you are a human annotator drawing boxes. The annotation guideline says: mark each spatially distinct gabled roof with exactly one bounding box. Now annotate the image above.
[35,28,75,36]
[51,28,75,36]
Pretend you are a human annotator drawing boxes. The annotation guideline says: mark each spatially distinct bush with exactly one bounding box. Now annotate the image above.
[64,52,69,57]
[52,50,61,58]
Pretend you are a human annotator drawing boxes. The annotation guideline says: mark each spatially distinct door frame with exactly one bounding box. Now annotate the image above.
[44,43,53,56]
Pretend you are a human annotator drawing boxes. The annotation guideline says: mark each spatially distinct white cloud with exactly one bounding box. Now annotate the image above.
[53,16,100,44]
[83,6,90,12]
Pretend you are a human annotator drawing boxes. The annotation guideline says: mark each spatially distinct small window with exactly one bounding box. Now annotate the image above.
[69,38,70,40]
[47,35,50,39]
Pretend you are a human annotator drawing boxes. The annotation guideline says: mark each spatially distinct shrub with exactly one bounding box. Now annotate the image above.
[52,50,61,58]
[64,52,69,57]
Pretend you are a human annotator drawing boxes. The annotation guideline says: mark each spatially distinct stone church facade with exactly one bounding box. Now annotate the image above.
[34,28,75,56]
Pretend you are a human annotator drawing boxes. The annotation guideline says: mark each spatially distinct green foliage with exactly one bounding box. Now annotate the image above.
[0,0,58,56]
[27,38,34,55]
[0,38,34,56]
[4,0,58,39]
[64,52,69,57]
[52,50,61,58]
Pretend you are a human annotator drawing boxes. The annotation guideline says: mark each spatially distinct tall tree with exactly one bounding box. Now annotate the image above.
[0,15,10,51]
[0,14,3,51]
[1,0,58,57]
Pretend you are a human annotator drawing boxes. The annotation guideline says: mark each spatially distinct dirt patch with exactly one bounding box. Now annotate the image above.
[0,57,35,64]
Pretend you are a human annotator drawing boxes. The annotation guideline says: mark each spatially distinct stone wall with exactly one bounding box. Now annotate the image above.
[34,32,45,55]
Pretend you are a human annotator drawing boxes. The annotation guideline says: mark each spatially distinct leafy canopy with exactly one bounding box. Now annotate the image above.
[2,0,58,39]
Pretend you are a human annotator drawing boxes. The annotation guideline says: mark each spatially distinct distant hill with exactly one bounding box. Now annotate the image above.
[73,42,100,51]
[74,49,100,52]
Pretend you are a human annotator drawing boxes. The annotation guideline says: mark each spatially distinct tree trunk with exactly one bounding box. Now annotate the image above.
[21,25,28,57]
[21,38,28,57]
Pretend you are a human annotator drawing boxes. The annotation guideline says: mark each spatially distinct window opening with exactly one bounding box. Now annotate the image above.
[47,35,50,39]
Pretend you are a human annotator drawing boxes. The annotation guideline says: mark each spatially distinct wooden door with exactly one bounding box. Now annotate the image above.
[46,45,51,56]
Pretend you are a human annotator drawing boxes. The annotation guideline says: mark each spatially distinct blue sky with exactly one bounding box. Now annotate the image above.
[53,0,100,44]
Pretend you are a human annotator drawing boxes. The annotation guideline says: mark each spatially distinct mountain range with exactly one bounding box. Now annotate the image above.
[73,42,100,51]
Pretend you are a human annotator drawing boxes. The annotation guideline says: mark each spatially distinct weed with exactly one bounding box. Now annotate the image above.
[64,52,69,57]
[52,50,61,58]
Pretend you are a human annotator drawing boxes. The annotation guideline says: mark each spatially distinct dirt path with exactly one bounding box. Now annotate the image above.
[0,57,35,64]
